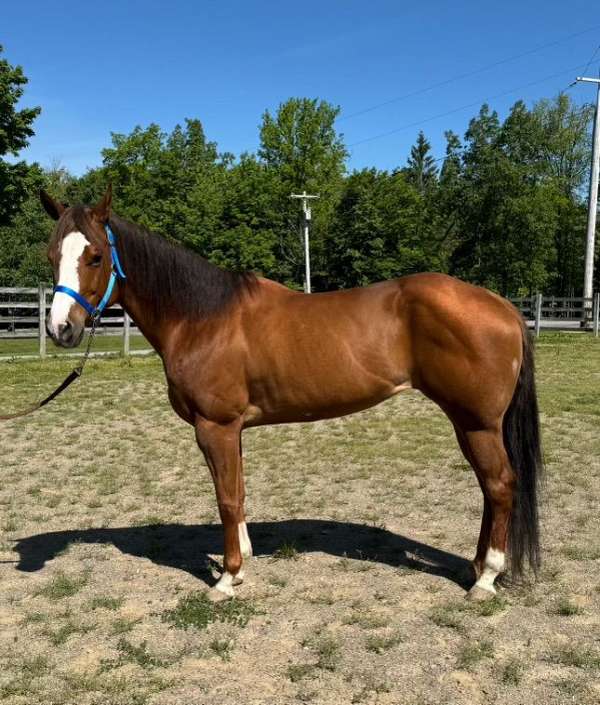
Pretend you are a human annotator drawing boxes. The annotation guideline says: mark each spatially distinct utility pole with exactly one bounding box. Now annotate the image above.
[576,72,600,322]
[290,191,319,293]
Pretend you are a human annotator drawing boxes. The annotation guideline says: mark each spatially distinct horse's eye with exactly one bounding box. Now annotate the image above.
[89,254,102,268]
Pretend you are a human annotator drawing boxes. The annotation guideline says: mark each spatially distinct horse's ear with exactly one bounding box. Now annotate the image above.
[40,190,67,221]
[92,184,112,223]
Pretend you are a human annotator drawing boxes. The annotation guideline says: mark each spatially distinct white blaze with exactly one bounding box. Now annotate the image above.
[49,231,89,335]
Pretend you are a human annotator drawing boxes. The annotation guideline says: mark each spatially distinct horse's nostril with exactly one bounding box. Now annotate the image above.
[58,321,72,338]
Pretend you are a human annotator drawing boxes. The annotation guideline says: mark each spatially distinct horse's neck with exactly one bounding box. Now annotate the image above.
[118,285,169,356]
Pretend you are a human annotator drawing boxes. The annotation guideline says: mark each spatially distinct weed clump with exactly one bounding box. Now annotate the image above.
[162,591,257,631]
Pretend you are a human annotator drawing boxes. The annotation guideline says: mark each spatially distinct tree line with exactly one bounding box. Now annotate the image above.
[0,45,596,297]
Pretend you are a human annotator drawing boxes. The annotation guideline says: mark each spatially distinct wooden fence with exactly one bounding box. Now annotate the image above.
[0,286,152,360]
[0,286,598,360]
[509,293,600,338]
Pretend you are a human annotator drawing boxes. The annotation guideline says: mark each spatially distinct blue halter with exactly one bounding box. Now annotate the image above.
[53,225,126,319]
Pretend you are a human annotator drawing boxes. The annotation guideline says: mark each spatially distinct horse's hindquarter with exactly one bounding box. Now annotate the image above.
[241,280,414,425]
[398,273,524,425]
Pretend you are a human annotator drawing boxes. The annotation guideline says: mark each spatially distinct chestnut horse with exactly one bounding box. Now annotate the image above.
[41,187,542,602]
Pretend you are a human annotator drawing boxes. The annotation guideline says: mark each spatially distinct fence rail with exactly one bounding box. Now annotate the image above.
[0,285,153,360]
[509,292,600,338]
[0,286,598,361]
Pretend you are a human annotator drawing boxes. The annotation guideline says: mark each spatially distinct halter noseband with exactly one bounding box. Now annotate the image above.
[53,225,126,319]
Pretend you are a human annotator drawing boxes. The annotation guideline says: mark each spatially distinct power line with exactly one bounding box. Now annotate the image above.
[348,61,591,148]
[338,25,600,123]
[431,150,463,165]
[581,43,600,77]
[560,44,600,95]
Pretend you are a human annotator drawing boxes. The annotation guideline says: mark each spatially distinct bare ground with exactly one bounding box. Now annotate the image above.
[0,332,599,705]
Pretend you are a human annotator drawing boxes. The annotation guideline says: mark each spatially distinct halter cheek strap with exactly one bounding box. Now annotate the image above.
[53,225,126,320]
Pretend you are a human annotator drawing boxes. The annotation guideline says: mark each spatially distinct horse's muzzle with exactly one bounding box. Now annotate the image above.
[46,317,84,348]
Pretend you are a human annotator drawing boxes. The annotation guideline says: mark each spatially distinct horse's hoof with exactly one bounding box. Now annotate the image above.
[465,585,495,602]
[206,587,233,603]
[232,571,244,587]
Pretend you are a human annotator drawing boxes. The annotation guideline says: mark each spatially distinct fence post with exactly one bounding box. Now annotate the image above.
[38,284,46,358]
[594,292,600,338]
[534,292,543,338]
[123,310,130,357]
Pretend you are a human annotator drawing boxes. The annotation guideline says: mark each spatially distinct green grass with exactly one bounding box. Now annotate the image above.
[162,591,257,631]
[272,541,300,561]
[501,658,524,685]
[343,610,388,630]
[469,595,507,617]
[209,638,234,661]
[88,595,124,611]
[44,620,94,646]
[302,632,342,672]
[0,655,51,699]
[110,617,139,636]
[429,602,466,631]
[0,332,153,358]
[101,638,165,671]
[550,646,600,670]
[553,597,583,616]
[22,611,49,625]
[35,571,89,601]
[365,632,403,654]
[287,663,315,682]
[457,640,494,669]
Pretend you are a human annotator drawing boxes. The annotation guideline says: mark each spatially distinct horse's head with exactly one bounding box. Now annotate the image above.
[42,185,118,348]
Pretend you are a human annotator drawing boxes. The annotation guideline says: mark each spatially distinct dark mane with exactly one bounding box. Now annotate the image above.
[109,215,257,321]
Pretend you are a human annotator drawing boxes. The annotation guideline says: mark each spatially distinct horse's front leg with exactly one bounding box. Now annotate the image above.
[195,416,246,600]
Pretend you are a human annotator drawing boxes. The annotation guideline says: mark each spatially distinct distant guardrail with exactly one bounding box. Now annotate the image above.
[0,286,598,361]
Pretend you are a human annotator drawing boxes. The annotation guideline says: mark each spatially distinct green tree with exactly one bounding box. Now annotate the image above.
[444,97,593,296]
[327,168,428,288]
[532,95,593,295]
[448,102,560,295]
[435,130,464,256]
[73,120,229,256]
[259,98,348,287]
[0,166,74,286]
[400,131,447,273]
[0,45,41,229]
[213,153,279,275]
[0,46,44,285]
[402,130,438,194]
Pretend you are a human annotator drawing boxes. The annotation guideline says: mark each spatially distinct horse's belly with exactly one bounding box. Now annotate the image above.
[244,304,412,426]
[243,376,411,427]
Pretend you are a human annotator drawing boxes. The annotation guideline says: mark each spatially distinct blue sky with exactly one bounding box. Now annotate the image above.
[4,0,600,175]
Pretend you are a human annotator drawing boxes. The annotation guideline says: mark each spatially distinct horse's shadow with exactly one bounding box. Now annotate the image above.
[10,520,473,590]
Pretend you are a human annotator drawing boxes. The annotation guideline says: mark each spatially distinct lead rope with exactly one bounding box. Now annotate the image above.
[0,316,99,421]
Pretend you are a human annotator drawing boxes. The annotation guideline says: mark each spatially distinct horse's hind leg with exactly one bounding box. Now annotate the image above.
[454,427,491,581]
[195,417,245,600]
[455,426,516,600]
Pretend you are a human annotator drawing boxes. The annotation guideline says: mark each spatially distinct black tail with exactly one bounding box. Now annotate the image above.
[503,325,543,579]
